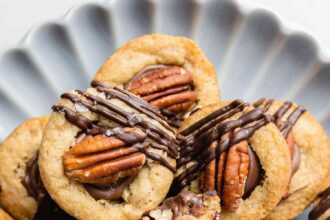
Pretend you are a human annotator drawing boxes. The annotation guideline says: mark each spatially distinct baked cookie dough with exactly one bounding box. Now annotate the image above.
[92,34,220,127]
[308,176,330,220]
[253,99,330,220]
[0,117,73,220]
[142,191,221,220]
[0,209,13,220]
[39,87,179,220]
[171,100,291,220]
[0,117,48,220]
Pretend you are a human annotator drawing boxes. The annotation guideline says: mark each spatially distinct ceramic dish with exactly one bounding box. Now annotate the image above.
[0,1,329,218]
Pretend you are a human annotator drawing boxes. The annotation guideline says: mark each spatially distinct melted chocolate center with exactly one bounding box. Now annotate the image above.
[22,154,45,203]
[84,175,136,200]
[243,146,261,198]
[22,153,72,219]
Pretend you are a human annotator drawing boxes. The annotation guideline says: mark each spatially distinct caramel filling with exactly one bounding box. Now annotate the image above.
[285,129,300,176]
[84,175,136,200]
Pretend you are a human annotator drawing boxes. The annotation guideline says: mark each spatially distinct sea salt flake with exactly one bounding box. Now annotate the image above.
[105,129,114,137]
[75,103,88,112]
[98,92,106,99]
[128,114,142,125]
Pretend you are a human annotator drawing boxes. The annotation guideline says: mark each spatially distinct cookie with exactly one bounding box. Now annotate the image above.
[92,34,220,127]
[308,176,330,220]
[39,87,179,220]
[0,117,48,220]
[142,191,221,220]
[0,117,74,220]
[253,99,330,220]
[0,209,13,220]
[170,100,292,220]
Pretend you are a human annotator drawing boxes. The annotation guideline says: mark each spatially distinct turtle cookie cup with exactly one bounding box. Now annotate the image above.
[92,34,220,128]
[0,117,73,220]
[253,99,330,220]
[170,100,292,220]
[38,87,179,220]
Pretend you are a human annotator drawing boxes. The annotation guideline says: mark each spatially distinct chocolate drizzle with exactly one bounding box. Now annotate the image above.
[53,86,179,200]
[253,98,306,177]
[96,86,174,133]
[55,88,178,165]
[309,185,330,220]
[161,109,186,128]
[84,175,136,200]
[91,80,111,89]
[124,64,168,89]
[253,98,306,139]
[171,100,272,195]
[52,105,105,136]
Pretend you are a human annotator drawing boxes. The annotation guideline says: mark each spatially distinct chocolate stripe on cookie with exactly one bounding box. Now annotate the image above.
[253,98,306,139]
[53,88,179,200]
[309,186,330,220]
[172,101,272,194]
[53,88,178,172]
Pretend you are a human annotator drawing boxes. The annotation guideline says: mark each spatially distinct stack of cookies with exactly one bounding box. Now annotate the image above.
[0,34,329,220]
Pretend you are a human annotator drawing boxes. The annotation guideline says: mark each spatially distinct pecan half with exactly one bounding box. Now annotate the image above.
[125,66,197,114]
[199,130,250,211]
[63,127,146,185]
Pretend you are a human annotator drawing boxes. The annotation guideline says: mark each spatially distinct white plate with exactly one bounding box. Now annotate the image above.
[0,0,328,218]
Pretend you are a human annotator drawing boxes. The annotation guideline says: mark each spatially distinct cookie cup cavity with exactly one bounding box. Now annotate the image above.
[264,101,330,220]
[179,102,291,220]
[93,34,220,108]
[0,117,48,220]
[39,89,175,220]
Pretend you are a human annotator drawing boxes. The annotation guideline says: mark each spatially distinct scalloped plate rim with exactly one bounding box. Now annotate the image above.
[0,0,328,64]
[0,1,326,219]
